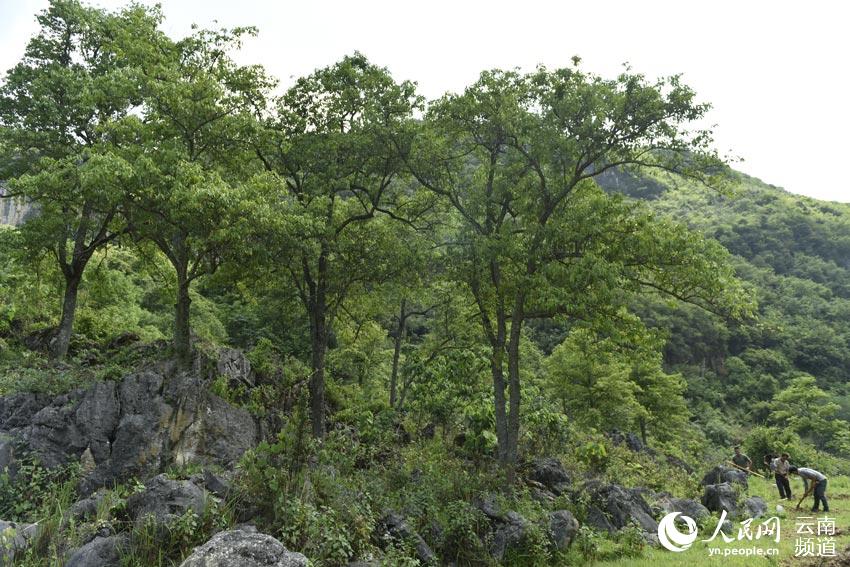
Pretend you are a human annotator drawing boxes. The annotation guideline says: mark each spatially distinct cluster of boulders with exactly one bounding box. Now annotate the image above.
[0,349,258,494]
[0,348,275,566]
[700,465,767,519]
[0,348,779,565]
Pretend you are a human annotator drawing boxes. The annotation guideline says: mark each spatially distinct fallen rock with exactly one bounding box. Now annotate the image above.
[701,465,748,489]
[375,511,436,565]
[609,430,644,452]
[0,435,15,478]
[549,510,579,550]
[65,534,127,567]
[203,468,233,499]
[473,493,503,521]
[66,489,111,522]
[0,393,51,430]
[584,481,657,533]
[743,496,768,519]
[586,505,616,533]
[216,348,254,388]
[655,496,711,522]
[0,520,36,564]
[528,458,571,495]
[490,511,530,562]
[126,474,206,531]
[24,391,90,468]
[179,528,307,567]
[701,482,739,516]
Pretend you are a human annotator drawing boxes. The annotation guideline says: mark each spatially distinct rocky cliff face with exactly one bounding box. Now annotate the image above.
[0,184,32,226]
[0,349,260,494]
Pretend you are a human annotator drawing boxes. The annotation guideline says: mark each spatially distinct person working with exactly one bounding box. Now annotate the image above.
[790,466,828,512]
[774,453,792,500]
[732,446,753,471]
[764,453,776,472]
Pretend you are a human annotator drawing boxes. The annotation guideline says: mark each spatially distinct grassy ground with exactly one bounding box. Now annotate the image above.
[597,475,850,566]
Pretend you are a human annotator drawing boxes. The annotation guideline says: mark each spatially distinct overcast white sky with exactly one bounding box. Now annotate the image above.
[1,0,848,202]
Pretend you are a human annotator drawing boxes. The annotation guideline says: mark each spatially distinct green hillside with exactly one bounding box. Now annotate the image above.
[0,2,848,565]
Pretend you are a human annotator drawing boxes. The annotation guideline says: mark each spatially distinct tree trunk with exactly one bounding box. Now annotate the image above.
[639,417,647,446]
[174,268,192,366]
[505,294,525,475]
[49,271,82,362]
[505,293,525,482]
[491,341,509,465]
[307,249,330,439]
[389,298,407,408]
[309,308,328,438]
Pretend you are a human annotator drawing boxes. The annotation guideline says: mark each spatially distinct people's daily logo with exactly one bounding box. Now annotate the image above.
[658,512,698,552]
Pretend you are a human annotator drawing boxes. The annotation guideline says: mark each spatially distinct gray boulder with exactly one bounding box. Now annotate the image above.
[549,510,579,550]
[375,512,436,565]
[0,392,50,430]
[179,529,307,567]
[586,505,615,533]
[743,496,768,519]
[203,468,233,499]
[609,430,645,452]
[65,535,127,567]
[473,493,503,521]
[0,435,15,478]
[0,520,36,564]
[216,348,254,388]
[655,496,711,522]
[126,474,206,530]
[490,511,530,562]
[74,381,121,464]
[24,391,89,468]
[701,465,748,489]
[528,458,571,495]
[701,482,739,516]
[66,489,111,523]
[584,482,657,533]
[0,349,261,494]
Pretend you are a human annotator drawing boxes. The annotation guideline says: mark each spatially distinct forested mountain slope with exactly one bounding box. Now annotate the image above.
[600,170,850,448]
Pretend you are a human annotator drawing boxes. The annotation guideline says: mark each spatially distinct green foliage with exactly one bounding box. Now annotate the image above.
[546,325,689,444]
[278,500,356,566]
[5,4,850,565]
[0,455,79,522]
[768,374,848,450]
[438,501,492,565]
[574,436,610,472]
[125,498,232,567]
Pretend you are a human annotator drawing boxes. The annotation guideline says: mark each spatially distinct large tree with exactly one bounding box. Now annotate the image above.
[403,66,753,470]
[0,0,156,360]
[114,23,272,364]
[253,54,421,437]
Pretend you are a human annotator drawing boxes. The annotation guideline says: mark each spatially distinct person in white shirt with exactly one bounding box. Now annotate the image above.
[790,466,828,512]
[773,453,792,500]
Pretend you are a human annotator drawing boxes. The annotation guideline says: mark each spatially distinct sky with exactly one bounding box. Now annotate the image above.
[1,0,848,203]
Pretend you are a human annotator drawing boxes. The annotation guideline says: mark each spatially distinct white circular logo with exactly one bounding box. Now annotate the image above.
[658,512,698,552]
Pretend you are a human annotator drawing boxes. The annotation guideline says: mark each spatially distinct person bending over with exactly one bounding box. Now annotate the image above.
[790,466,828,512]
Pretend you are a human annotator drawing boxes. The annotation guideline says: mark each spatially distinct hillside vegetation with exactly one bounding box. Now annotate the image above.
[0,1,848,566]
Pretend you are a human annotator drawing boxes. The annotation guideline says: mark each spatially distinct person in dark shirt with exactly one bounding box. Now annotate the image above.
[732,446,752,470]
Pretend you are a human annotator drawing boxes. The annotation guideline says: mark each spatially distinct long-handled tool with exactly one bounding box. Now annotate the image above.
[795,481,815,511]
[726,460,765,478]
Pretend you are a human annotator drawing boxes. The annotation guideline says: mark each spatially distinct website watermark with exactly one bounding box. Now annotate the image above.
[657,510,837,558]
